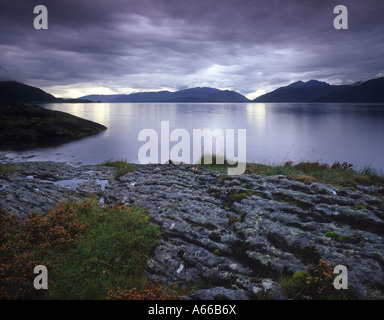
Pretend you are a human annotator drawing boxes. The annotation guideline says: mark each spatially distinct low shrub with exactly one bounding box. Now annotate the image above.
[281,259,359,300]
[0,198,162,300]
[107,282,186,300]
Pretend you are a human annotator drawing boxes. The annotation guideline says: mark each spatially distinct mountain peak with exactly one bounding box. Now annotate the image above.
[0,81,59,103]
[287,80,304,88]
[254,77,384,103]
[81,87,249,103]
[287,79,329,89]
[254,79,344,102]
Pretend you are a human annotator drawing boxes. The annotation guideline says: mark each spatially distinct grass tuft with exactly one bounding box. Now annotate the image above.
[244,161,384,187]
[197,154,238,172]
[101,159,137,179]
[198,156,384,188]
[0,164,20,175]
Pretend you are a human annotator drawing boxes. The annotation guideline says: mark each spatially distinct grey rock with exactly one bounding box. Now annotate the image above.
[1,161,384,300]
[190,287,250,300]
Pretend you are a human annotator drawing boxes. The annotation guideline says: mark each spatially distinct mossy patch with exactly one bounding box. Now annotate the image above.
[0,164,20,175]
[310,211,323,221]
[338,236,359,244]
[239,211,247,222]
[207,187,225,200]
[224,189,261,210]
[281,259,361,300]
[325,232,360,245]
[273,192,313,210]
[325,232,340,240]
[289,271,310,289]
[250,277,262,284]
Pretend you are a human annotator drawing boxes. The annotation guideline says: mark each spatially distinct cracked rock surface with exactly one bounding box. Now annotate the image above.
[1,161,384,299]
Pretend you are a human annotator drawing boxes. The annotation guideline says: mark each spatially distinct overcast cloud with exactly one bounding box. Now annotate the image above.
[1,0,383,98]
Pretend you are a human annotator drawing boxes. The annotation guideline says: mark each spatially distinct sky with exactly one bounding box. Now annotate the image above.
[1,0,383,99]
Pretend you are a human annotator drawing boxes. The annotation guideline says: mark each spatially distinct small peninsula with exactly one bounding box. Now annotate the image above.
[0,103,107,150]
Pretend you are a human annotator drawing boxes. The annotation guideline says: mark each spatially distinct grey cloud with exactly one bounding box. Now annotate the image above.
[1,0,383,96]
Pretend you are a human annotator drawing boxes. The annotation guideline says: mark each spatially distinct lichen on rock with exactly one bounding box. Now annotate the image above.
[1,161,384,299]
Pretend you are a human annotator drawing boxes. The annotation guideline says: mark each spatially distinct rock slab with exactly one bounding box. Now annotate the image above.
[1,161,383,299]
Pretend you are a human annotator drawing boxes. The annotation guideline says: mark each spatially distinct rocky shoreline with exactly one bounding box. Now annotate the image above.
[1,160,383,299]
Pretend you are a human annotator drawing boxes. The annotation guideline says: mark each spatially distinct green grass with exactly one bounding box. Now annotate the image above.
[295,162,382,187]
[199,156,384,188]
[100,159,137,179]
[100,156,384,188]
[0,164,20,175]
[325,231,341,240]
[246,161,384,187]
[325,232,360,245]
[47,199,161,299]
[0,198,165,299]
[196,154,235,172]
[279,259,360,300]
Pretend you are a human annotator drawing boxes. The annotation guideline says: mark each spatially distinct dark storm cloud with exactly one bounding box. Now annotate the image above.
[1,0,383,97]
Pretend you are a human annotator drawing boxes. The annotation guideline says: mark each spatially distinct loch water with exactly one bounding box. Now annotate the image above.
[2,102,384,173]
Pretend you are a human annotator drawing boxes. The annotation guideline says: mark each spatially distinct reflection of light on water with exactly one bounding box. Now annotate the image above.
[245,103,266,164]
[45,103,110,127]
[4,103,382,173]
[246,103,266,130]
[44,103,111,137]
[51,104,85,118]
[92,103,111,129]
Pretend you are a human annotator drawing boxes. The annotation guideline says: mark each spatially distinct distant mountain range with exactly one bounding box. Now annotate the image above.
[315,78,384,103]
[80,87,250,103]
[1,77,384,104]
[81,78,384,103]
[253,80,350,102]
[253,78,384,103]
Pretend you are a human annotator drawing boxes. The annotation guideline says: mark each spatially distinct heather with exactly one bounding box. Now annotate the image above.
[0,198,185,300]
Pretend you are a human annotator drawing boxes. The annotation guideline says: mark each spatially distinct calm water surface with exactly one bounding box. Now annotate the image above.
[2,103,384,172]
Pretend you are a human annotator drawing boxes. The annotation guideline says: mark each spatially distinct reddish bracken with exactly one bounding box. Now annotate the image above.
[0,204,87,299]
[107,282,186,300]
